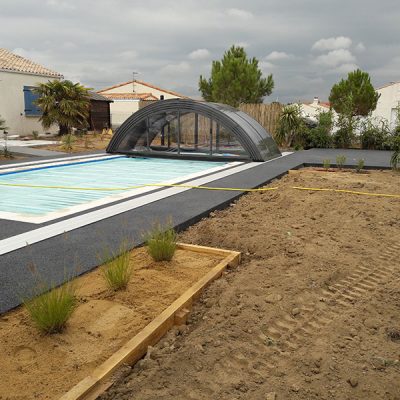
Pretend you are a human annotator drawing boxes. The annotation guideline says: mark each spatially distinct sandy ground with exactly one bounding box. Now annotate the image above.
[37,134,111,153]
[0,247,223,400]
[100,169,400,400]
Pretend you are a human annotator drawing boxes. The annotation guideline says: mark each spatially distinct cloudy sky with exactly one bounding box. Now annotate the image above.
[1,0,399,102]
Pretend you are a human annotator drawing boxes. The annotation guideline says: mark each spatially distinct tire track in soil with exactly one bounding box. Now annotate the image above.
[264,242,400,369]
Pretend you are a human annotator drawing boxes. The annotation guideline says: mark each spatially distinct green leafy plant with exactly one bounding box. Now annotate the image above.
[145,221,177,262]
[34,80,91,135]
[101,243,132,290]
[0,115,7,131]
[61,133,76,152]
[32,130,39,140]
[336,155,346,169]
[323,159,331,170]
[199,45,274,107]
[23,280,77,334]
[276,103,303,147]
[390,136,400,170]
[356,158,365,172]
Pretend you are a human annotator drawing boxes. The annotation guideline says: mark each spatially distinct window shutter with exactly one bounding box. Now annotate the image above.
[23,86,42,116]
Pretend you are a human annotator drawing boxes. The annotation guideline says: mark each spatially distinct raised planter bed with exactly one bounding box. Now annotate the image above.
[0,243,240,400]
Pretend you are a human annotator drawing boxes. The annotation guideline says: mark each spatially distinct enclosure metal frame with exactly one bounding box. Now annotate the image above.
[106,99,281,162]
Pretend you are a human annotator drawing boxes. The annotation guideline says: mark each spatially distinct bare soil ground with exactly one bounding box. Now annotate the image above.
[0,248,223,399]
[100,169,400,400]
[37,133,111,153]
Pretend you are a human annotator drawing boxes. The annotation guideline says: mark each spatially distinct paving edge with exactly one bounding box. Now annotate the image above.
[59,243,241,400]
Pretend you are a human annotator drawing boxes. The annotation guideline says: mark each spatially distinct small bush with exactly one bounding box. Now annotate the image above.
[61,134,76,152]
[356,158,365,172]
[323,159,331,170]
[146,222,177,262]
[32,130,39,140]
[336,155,346,169]
[101,243,132,290]
[24,281,77,334]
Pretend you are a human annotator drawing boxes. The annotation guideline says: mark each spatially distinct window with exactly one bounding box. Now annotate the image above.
[23,86,42,116]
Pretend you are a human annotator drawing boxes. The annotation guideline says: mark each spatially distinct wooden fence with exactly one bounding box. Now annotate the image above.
[239,103,283,137]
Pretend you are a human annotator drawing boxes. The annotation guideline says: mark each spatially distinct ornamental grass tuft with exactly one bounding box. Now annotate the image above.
[145,221,177,262]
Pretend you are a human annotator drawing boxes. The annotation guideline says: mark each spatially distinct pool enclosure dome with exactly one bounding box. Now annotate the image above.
[107,99,281,162]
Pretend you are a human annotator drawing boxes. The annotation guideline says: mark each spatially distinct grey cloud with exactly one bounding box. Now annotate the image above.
[0,0,399,102]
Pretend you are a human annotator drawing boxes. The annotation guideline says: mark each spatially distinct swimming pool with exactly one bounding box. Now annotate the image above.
[0,156,233,222]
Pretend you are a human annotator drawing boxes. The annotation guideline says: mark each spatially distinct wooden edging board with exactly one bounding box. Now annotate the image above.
[59,243,241,400]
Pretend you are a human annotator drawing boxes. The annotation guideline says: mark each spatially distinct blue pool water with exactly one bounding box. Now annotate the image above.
[0,157,225,216]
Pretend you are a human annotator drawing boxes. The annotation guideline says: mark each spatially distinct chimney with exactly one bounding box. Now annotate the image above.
[312,96,319,105]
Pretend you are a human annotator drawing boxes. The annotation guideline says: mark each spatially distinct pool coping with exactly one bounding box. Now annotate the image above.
[0,148,394,314]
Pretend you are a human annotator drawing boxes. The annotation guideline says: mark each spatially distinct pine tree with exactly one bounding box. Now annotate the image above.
[199,46,274,107]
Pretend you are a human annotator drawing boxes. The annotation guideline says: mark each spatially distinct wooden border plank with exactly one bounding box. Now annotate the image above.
[59,244,240,400]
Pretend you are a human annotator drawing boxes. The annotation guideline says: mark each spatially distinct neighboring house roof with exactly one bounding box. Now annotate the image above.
[89,91,113,102]
[0,48,63,78]
[303,101,330,108]
[98,79,188,98]
[375,81,400,91]
[100,92,158,101]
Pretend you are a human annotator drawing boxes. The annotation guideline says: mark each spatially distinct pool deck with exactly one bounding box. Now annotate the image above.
[0,149,394,313]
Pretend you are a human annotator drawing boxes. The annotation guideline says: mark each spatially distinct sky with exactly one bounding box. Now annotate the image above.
[0,0,399,103]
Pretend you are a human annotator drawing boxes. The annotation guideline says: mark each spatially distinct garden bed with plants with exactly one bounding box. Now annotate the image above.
[0,236,235,399]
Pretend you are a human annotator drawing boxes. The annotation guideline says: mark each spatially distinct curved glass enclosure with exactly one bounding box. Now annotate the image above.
[106,99,281,162]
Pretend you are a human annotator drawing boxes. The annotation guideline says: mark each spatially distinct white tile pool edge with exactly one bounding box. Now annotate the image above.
[0,160,242,223]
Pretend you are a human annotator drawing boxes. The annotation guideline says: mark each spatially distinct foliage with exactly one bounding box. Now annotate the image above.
[0,115,7,131]
[356,158,365,172]
[84,134,93,149]
[323,159,331,170]
[32,130,39,140]
[61,133,76,152]
[329,69,380,117]
[336,155,346,169]
[34,80,91,135]
[101,242,132,291]
[276,104,304,147]
[302,110,334,149]
[360,118,391,150]
[23,280,77,334]
[330,69,379,149]
[145,221,177,262]
[390,136,400,170]
[199,45,274,107]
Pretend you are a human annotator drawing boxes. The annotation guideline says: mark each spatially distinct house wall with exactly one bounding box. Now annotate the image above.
[372,83,400,129]
[0,70,59,136]
[109,100,140,127]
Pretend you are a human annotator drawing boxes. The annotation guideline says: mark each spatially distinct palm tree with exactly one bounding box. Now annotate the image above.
[34,80,91,135]
[276,104,303,147]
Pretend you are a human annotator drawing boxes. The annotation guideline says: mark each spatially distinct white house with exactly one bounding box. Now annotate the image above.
[300,97,331,122]
[0,48,63,136]
[372,81,400,129]
[98,80,187,127]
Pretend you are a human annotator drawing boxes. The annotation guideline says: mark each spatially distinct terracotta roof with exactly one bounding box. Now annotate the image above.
[98,79,188,98]
[100,92,158,100]
[0,48,63,78]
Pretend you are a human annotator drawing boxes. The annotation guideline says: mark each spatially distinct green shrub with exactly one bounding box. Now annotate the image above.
[101,243,132,290]
[61,134,76,152]
[323,159,331,170]
[32,130,39,140]
[390,136,400,170]
[145,222,177,262]
[356,158,365,172]
[23,281,77,334]
[360,118,390,150]
[336,155,346,169]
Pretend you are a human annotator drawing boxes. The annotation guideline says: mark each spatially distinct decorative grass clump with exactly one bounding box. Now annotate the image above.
[102,244,132,291]
[24,282,77,334]
[146,222,177,262]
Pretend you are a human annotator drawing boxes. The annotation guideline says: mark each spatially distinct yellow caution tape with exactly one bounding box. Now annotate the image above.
[0,181,398,198]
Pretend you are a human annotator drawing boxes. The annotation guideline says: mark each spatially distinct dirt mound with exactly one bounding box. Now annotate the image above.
[100,169,400,400]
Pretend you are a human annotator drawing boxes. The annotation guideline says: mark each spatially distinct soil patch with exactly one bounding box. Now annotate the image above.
[0,247,224,399]
[100,169,400,400]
